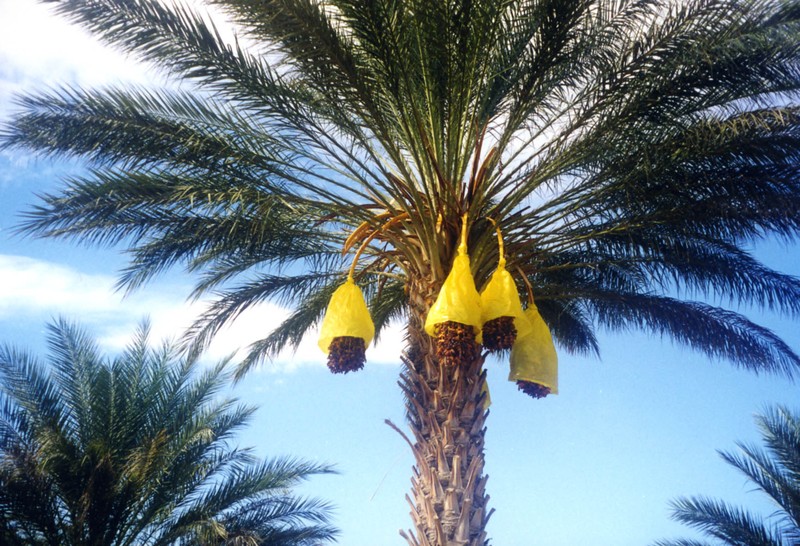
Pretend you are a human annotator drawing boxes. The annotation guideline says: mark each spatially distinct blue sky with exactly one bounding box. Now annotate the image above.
[1,2,799,545]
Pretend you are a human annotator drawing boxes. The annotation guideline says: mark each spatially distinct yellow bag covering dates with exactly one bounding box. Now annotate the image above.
[423,249,483,339]
[480,266,525,325]
[509,304,558,396]
[318,278,375,354]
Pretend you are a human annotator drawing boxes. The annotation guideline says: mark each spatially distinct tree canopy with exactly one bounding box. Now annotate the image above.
[0,318,337,546]
[3,0,800,377]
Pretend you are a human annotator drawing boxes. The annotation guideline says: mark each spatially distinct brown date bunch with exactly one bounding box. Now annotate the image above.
[435,321,480,367]
[327,336,366,373]
[482,315,517,353]
[517,380,551,399]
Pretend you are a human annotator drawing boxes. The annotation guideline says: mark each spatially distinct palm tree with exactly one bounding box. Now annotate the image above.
[3,0,800,544]
[655,405,800,546]
[0,318,337,546]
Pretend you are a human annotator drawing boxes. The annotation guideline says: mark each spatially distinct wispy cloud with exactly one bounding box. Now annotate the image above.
[0,254,117,313]
[0,254,404,369]
[0,2,152,96]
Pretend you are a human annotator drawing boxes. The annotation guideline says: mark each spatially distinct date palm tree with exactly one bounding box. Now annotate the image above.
[3,0,800,544]
[0,318,336,546]
[655,406,800,546]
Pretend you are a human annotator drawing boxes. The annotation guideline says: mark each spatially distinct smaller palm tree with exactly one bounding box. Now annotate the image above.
[655,406,800,546]
[0,318,337,546]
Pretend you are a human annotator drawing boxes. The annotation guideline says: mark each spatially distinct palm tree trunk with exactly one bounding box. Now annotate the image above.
[397,278,493,546]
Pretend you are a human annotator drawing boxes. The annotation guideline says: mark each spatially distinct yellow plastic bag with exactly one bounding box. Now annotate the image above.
[318,277,375,354]
[509,304,558,396]
[480,266,525,324]
[480,219,525,352]
[423,222,482,339]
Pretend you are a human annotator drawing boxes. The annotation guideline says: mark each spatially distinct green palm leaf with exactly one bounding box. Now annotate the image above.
[658,406,800,546]
[0,319,337,546]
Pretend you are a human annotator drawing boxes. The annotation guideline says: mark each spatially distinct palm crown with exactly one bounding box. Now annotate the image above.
[3,0,800,544]
[0,318,336,546]
[4,0,800,374]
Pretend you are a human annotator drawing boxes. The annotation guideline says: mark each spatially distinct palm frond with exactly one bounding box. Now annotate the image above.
[233,280,341,379]
[588,292,800,377]
[669,496,784,546]
[662,406,800,545]
[0,319,337,545]
[3,0,800,375]
[652,539,714,546]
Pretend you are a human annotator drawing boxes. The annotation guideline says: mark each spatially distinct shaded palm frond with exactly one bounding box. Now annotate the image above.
[668,497,784,546]
[661,406,800,545]
[0,319,337,545]
[588,292,800,377]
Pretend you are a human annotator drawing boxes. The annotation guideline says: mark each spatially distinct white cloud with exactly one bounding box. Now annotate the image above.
[0,254,118,313]
[0,254,404,370]
[0,0,240,172]
[0,0,236,118]
[0,1,153,85]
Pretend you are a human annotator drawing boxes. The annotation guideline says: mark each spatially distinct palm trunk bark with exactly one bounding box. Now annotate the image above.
[397,277,493,546]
